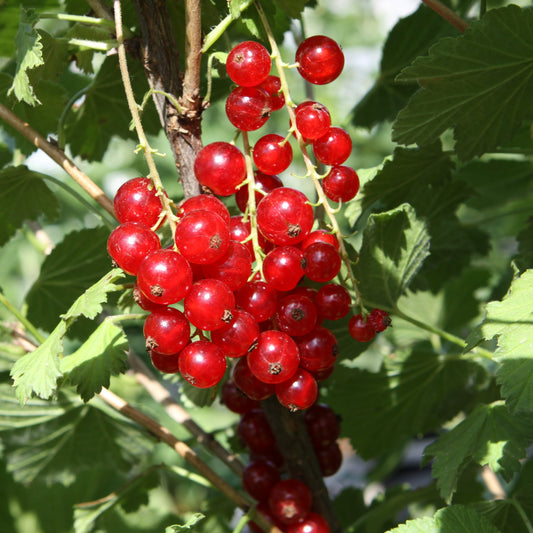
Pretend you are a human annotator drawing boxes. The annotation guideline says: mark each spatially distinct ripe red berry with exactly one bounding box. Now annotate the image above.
[210,308,259,358]
[315,283,351,321]
[133,282,167,312]
[296,35,344,85]
[232,356,275,401]
[367,308,392,332]
[313,127,352,166]
[262,246,306,292]
[275,294,318,337]
[296,326,338,372]
[275,367,318,412]
[107,222,161,275]
[258,75,285,111]
[194,142,247,196]
[234,171,283,213]
[137,249,192,305]
[178,194,230,225]
[243,458,281,502]
[253,134,293,175]
[237,408,277,455]
[201,241,252,291]
[247,330,300,384]
[113,177,164,227]
[143,307,190,355]
[304,403,341,449]
[287,512,331,533]
[348,313,376,342]
[235,280,278,322]
[150,349,181,374]
[303,242,342,283]
[301,229,339,251]
[221,379,260,414]
[323,166,360,202]
[294,101,331,140]
[268,478,313,525]
[179,340,227,389]
[226,41,271,87]
[225,86,272,131]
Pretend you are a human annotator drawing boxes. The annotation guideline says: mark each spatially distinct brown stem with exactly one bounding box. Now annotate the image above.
[422,0,469,33]
[183,0,203,111]
[128,352,245,476]
[0,102,115,217]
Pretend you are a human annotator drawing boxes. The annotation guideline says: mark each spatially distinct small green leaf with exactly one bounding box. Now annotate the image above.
[0,166,60,247]
[353,204,430,310]
[425,403,533,503]
[8,8,43,105]
[165,513,206,532]
[392,5,533,160]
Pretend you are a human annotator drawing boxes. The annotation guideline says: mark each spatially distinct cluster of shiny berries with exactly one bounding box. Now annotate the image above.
[223,379,340,531]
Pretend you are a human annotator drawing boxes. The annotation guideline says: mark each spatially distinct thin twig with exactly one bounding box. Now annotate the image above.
[182,0,203,115]
[422,0,470,33]
[0,102,115,217]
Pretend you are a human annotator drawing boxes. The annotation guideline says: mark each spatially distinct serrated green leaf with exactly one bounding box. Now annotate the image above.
[353,204,430,310]
[165,513,206,532]
[386,505,501,533]
[466,269,533,412]
[25,227,112,333]
[392,5,533,160]
[425,403,533,503]
[0,165,60,247]
[8,8,43,105]
[61,319,128,402]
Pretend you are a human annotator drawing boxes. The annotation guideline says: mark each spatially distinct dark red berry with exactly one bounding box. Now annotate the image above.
[316,440,343,477]
[268,478,313,525]
[348,313,375,342]
[287,512,331,533]
[235,280,278,322]
[253,134,293,175]
[275,367,318,411]
[275,294,318,337]
[232,356,275,401]
[226,41,271,87]
[225,86,272,131]
[210,308,259,358]
[201,240,252,291]
[323,166,360,202]
[243,458,281,502]
[143,307,190,355]
[313,127,352,166]
[296,35,344,85]
[150,349,181,374]
[296,326,338,372]
[304,403,341,449]
[221,379,260,414]
[237,408,277,454]
[367,308,392,332]
[113,177,164,227]
[303,242,342,283]
[315,283,351,321]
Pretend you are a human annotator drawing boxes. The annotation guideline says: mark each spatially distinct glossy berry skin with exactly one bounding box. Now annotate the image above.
[301,229,339,251]
[242,458,281,502]
[253,134,293,175]
[184,279,235,331]
[303,242,342,283]
[235,171,283,214]
[137,249,192,305]
[276,294,318,337]
[247,330,300,384]
[201,241,252,291]
[348,313,376,342]
[107,222,160,275]
[143,307,190,355]
[220,379,259,414]
[304,403,341,449]
[178,194,230,225]
[225,86,272,131]
[175,210,230,265]
[296,326,338,372]
[210,308,259,358]
[275,367,318,411]
[257,187,314,246]
[263,246,306,292]
[133,282,167,312]
[150,349,181,374]
[309,364,335,382]
[237,408,277,455]
[258,75,285,111]
[268,478,313,525]
[296,35,344,85]
[287,512,331,533]
[316,440,343,477]
[315,283,351,321]
[313,127,352,166]
[323,166,360,202]
[235,280,278,322]
[113,177,164,227]
[232,356,275,401]
[194,142,246,196]
[294,101,331,140]
[178,340,227,388]
[367,308,392,332]
[226,41,271,87]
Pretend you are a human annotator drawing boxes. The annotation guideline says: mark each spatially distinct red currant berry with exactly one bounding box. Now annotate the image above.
[226,41,271,87]
[268,478,313,525]
[221,379,260,414]
[133,282,167,312]
[263,246,306,292]
[137,249,192,305]
[323,166,360,202]
[179,340,227,388]
[235,280,278,322]
[309,364,335,382]
[225,86,272,131]
[275,367,318,412]
[301,229,340,251]
[253,134,293,176]
[303,242,342,283]
[296,326,338,372]
[316,440,343,477]
[304,403,341,449]
[313,127,352,166]
[184,279,235,331]
[315,283,351,321]
[194,142,246,196]
[237,408,277,454]
[348,313,376,342]
[201,241,252,291]
[178,194,230,225]
[243,458,281,502]
[235,171,283,214]
[143,307,190,355]
[258,75,285,111]
[275,294,318,337]
[296,35,344,85]
[294,101,331,140]
[367,308,392,332]
[247,330,300,384]
[113,177,164,227]
[249,500,285,533]
[210,308,259,358]
[232,356,275,401]
[107,222,161,275]
[287,512,331,533]
[257,187,314,246]
[175,209,230,265]
[150,349,181,374]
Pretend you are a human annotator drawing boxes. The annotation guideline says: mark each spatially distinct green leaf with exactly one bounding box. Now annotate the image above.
[386,504,501,533]
[425,403,533,503]
[353,204,430,310]
[466,269,533,412]
[8,8,43,105]
[61,320,128,402]
[165,513,206,532]
[0,166,60,247]
[25,227,112,333]
[515,219,533,273]
[272,0,317,20]
[392,5,533,160]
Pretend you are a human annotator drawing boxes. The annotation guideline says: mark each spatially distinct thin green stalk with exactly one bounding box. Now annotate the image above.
[480,0,487,18]
[510,498,533,533]
[40,13,115,28]
[0,292,45,345]
[232,510,254,533]
[68,38,116,51]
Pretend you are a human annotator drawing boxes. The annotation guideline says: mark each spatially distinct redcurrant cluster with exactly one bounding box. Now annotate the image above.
[222,380,340,532]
